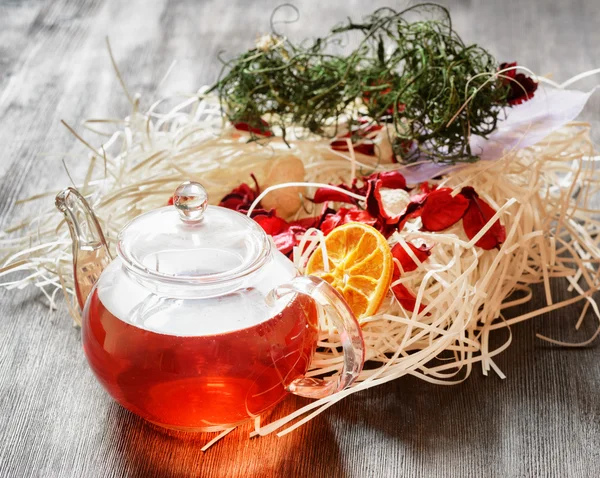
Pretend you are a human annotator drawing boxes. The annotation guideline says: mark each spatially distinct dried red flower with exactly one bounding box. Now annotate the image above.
[320,207,378,235]
[460,187,506,250]
[220,179,310,256]
[312,171,408,237]
[395,201,425,232]
[499,62,538,106]
[331,139,377,156]
[218,175,260,211]
[313,171,408,205]
[365,178,415,237]
[391,242,432,273]
[233,118,273,137]
[391,283,427,315]
[362,77,406,117]
[330,120,383,157]
[411,182,436,203]
[420,188,469,232]
[251,209,288,236]
[250,210,309,256]
[312,184,358,205]
[377,171,407,190]
[389,241,431,313]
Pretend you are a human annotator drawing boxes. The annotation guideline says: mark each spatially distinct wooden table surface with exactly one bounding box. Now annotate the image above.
[1,1,599,476]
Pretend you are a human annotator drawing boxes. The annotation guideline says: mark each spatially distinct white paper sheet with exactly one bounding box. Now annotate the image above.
[398,86,597,184]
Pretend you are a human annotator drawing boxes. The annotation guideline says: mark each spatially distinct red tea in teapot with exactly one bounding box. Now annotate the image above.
[57,182,363,433]
[83,286,318,431]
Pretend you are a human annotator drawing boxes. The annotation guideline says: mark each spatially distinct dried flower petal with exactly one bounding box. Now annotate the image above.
[233,119,273,137]
[312,171,407,211]
[320,207,377,235]
[331,139,376,156]
[330,121,383,156]
[391,283,427,314]
[373,171,407,190]
[362,77,406,117]
[312,187,356,204]
[219,183,257,210]
[421,188,469,232]
[365,179,387,220]
[499,62,538,106]
[396,201,425,232]
[461,187,506,250]
[251,210,321,256]
[272,229,297,256]
[363,179,407,237]
[391,242,432,273]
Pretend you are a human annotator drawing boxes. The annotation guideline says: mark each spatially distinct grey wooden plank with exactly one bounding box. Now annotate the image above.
[0,0,599,477]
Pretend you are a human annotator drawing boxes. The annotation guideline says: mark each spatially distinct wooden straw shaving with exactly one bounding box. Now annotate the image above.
[0,93,597,440]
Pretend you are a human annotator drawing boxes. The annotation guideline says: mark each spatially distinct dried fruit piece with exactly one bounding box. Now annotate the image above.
[306,222,394,320]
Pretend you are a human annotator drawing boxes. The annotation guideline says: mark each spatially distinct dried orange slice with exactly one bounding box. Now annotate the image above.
[306,222,393,320]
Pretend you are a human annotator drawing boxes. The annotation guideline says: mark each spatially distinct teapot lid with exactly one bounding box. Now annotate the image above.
[117,181,271,285]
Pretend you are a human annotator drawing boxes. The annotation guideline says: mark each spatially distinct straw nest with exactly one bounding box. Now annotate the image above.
[0,86,598,440]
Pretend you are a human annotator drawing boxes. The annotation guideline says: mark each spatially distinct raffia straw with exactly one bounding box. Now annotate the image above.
[0,89,598,440]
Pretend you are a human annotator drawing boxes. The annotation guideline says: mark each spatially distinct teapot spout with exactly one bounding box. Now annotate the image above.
[55,188,112,309]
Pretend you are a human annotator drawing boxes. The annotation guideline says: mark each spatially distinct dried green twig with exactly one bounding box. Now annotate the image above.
[209,4,510,164]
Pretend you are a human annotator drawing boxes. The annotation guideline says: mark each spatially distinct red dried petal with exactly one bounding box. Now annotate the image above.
[233,119,273,137]
[271,230,295,255]
[313,173,408,237]
[365,178,405,224]
[421,188,469,232]
[167,196,174,206]
[370,171,407,190]
[499,62,538,105]
[396,201,424,232]
[391,283,427,314]
[330,120,384,156]
[219,182,259,211]
[252,211,288,236]
[507,74,538,105]
[391,242,432,274]
[331,140,376,156]
[312,187,355,204]
[362,78,405,117]
[344,208,378,226]
[499,62,517,81]
[320,207,377,235]
[408,181,436,204]
[304,205,337,231]
[353,143,376,156]
[420,182,435,194]
[358,123,384,135]
[320,213,344,236]
[330,138,350,150]
[461,188,506,250]
[364,179,405,237]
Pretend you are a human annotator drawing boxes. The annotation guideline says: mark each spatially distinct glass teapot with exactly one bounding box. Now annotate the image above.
[56,181,364,432]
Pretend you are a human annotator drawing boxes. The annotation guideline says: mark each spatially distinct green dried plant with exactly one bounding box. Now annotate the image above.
[209,3,510,164]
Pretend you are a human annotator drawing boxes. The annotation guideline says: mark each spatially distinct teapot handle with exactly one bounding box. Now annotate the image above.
[267,275,364,399]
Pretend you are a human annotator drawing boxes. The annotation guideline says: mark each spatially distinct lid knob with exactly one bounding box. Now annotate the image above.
[173,181,208,223]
